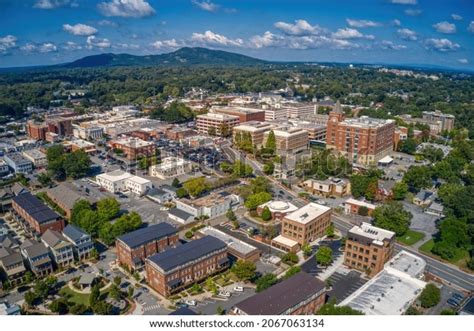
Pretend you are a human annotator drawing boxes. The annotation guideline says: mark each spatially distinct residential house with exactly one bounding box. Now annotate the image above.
[62,224,94,260]
[41,229,74,268]
[20,240,53,277]
[0,247,26,285]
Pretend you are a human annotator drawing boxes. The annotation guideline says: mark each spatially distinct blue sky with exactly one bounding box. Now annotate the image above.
[0,0,473,70]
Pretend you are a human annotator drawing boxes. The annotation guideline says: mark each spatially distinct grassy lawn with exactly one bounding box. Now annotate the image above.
[397,230,425,246]
[59,287,90,306]
[419,239,435,254]
[418,239,470,268]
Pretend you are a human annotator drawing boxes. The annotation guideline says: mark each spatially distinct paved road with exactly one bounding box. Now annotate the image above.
[331,215,474,291]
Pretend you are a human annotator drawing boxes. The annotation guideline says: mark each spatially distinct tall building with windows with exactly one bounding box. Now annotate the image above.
[196,113,239,136]
[326,102,395,165]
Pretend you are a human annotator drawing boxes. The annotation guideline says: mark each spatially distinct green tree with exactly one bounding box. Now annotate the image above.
[244,192,272,210]
[206,277,218,295]
[63,150,91,179]
[302,243,312,257]
[37,173,53,187]
[249,176,271,194]
[263,162,274,175]
[405,306,422,315]
[49,298,69,315]
[232,160,253,178]
[281,252,299,265]
[24,291,38,307]
[358,206,369,216]
[440,309,456,315]
[325,223,335,238]
[109,284,121,300]
[255,273,278,292]
[183,177,209,197]
[127,287,135,299]
[372,202,412,236]
[265,130,276,155]
[92,301,113,315]
[283,265,301,279]
[419,284,441,308]
[392,181,408,200]
[226,208,237,222]
[89,284,101,307]
[403,166,432,192]
[317,302,364,315]
[46,144,66,180]
[316,246,333,267]
[171,178,180,188]
[96,197,120,222]
[261,206,272,221]
[231,260,256,281]
[176,187,188,198]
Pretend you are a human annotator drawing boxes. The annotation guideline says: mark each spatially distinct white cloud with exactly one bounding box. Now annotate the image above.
[468,21,474,33]
[113,43,140,50]
[249,32,358,50]
[390,0,417,4]
[33,0,71,9]
[21,42,57,53]
[392,19,401,26]
[332,28,374,40]
[424,38,460,52]
[191,31,243,47]
[63,41,82,51]
[63,23,98,36]
[274,19,325,36]
[0,35,17,53]
[97,0,155,18]
[86,36,111,49]
[151,39,184,49]
[20,43,37,52]
[433,21,456,34]
[397,28,417,41]
[404,9,422,16]
[97,20,119,27]
[451,14,462,21]
[191,1,218,12]
[380,40,407,50]
[458,58,468,64]
[346,19,381,28]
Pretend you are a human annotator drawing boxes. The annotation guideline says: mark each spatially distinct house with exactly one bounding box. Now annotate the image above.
[168,208,194,225]
[413,189,435,207]
[302,177,351,197]
[0,302,21,315]
[146,187,175,204]
[425,201,445,217]
[20,240,53,277]
[41,229,74,268]
[343,198,377,216]
[232,272,326,315]
[62,224,94,260]
[0,247,26,285]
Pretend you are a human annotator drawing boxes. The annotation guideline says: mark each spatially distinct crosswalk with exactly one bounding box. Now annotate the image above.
[143,304,160,312]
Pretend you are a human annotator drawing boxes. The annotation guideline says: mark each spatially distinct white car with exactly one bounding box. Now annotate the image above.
[185,300,196,306]
[219,291,231,297]
[233,286,244,292]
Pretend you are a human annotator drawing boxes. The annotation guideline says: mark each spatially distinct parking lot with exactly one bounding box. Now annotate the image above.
[326,270,368,303]
[189,287,256,315]
[301,239,343,277]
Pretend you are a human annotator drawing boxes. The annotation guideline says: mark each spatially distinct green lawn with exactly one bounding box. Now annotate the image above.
[418,239,470,268]
[59,287,90,306]
[397,230,425,246]
[419,239,435,254]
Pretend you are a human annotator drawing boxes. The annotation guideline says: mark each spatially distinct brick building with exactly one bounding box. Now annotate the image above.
[26,116,73,141]
[232,272,326,315]
[108,137,156,160]
[116,223,178,271]
[12,193,65,236]
[326,101,395,165]
[145,236,228,297]
[344,222,395,277]
[211,106,265,123]
[271,202,332,252]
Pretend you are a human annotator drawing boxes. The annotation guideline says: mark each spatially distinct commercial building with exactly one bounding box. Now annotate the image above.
[26,121,48,140]
[41,229,74,268]
[0,247,26,285]
[20,240,53,277]
[146,187,176,204]
[232,121,275,148]
[145,236,228,297]
[272,202,332,252]
[211,106,265,123]
[72,124,104,140]
[62,224,94,260]
[302,177,351,197]
[398,114,443,136]
[69,139,97,154]
[263,126,309,156]
[46,183,95,219]
[232,272,326,315]
[264,106,288,121]
[26,116,73,141]
[22,149,47,167]
[149,157,193,179]
[422,110,455,132]
[196,113,240,136]
[108,137,156,160]
[343,198,377,216]
[3,153,33,174]
[197,226,260,262]
[339,250,426,315]
[0,159,9,175]
[168,208,195,225]
[344,223,395,277]
[96,170,152,195]
[12,193,65,236]
[175,191,241,219]
[256,200,299,221]
[282,103,317,119]
[116,223,179,271]
[327,102,395,165]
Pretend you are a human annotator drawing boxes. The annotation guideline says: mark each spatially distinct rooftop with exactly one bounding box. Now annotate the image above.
[118,223,177,249]
[340,116,395,129]
[47,183,91,211]
[345,198,377,209]
[199,226,258,255]
[234,272,325,315]
[168,208,194,220]
[63,224,90,242]
[348,222,395,246]
[233,121,274,132]
[96,169,133,182]
[259,200,299,213]
[147,236,227,272]
[284,202,331,225]
[113,136,154,148]
[12,192,60,224]
[197,113,239,121]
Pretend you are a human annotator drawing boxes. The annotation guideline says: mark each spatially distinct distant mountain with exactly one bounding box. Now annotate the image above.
[61,47,267,68]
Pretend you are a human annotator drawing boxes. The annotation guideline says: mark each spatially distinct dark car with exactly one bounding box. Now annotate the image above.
[447,299,459,307]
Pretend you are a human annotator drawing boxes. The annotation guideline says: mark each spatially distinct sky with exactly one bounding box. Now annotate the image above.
[0,0,473,70]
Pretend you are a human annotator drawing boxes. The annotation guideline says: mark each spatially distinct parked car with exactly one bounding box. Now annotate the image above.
[219,291,231,297]
[176,302,188,308]
[447,299,459,307]
[233,286,243,292]
[185,300,196,306]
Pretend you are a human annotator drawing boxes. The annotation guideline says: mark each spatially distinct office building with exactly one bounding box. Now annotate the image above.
[196,113,240,136]
[263,126,309,156]
[175,191,241,219]
[232,121,275,148]
[211,106,265,123]
[108,137,156,160]
[96,170,152,195]
[3,153,33,174]
[302,177,351,197]
[149,157,193,179]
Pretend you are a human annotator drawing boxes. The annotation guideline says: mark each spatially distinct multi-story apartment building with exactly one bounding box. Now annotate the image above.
[96,170,152,195]
[3,153,33,174]
[398,114,443,136]
[26,121,48,140]
[22,149,47,168]
[20,240,53,277]
[232,272,326,315]
[263,126,309,156]
[12,193,65,236]
[0,247,26,285]
[196,113,240,136]
[116,223,178,271]
[108,137,156,160]
[149,157,193,179]
[232,121,275,148]
[211,106,265,123]
[344,222,395,277]
[145,236,228,297]
[62,225,94,260]
[41,229,74,268]
[422,110,455,132]
[326,105,395,165]
[272,203,332,252]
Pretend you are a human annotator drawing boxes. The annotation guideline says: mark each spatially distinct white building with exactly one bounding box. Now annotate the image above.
[0,159,11,175]
[263,106,288,121]
[95,170,152,195]
[73,124,104,140]
[339,250,427,315]
[149,157,193,179]
[22,149,47,167]
[175,191,241,219]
